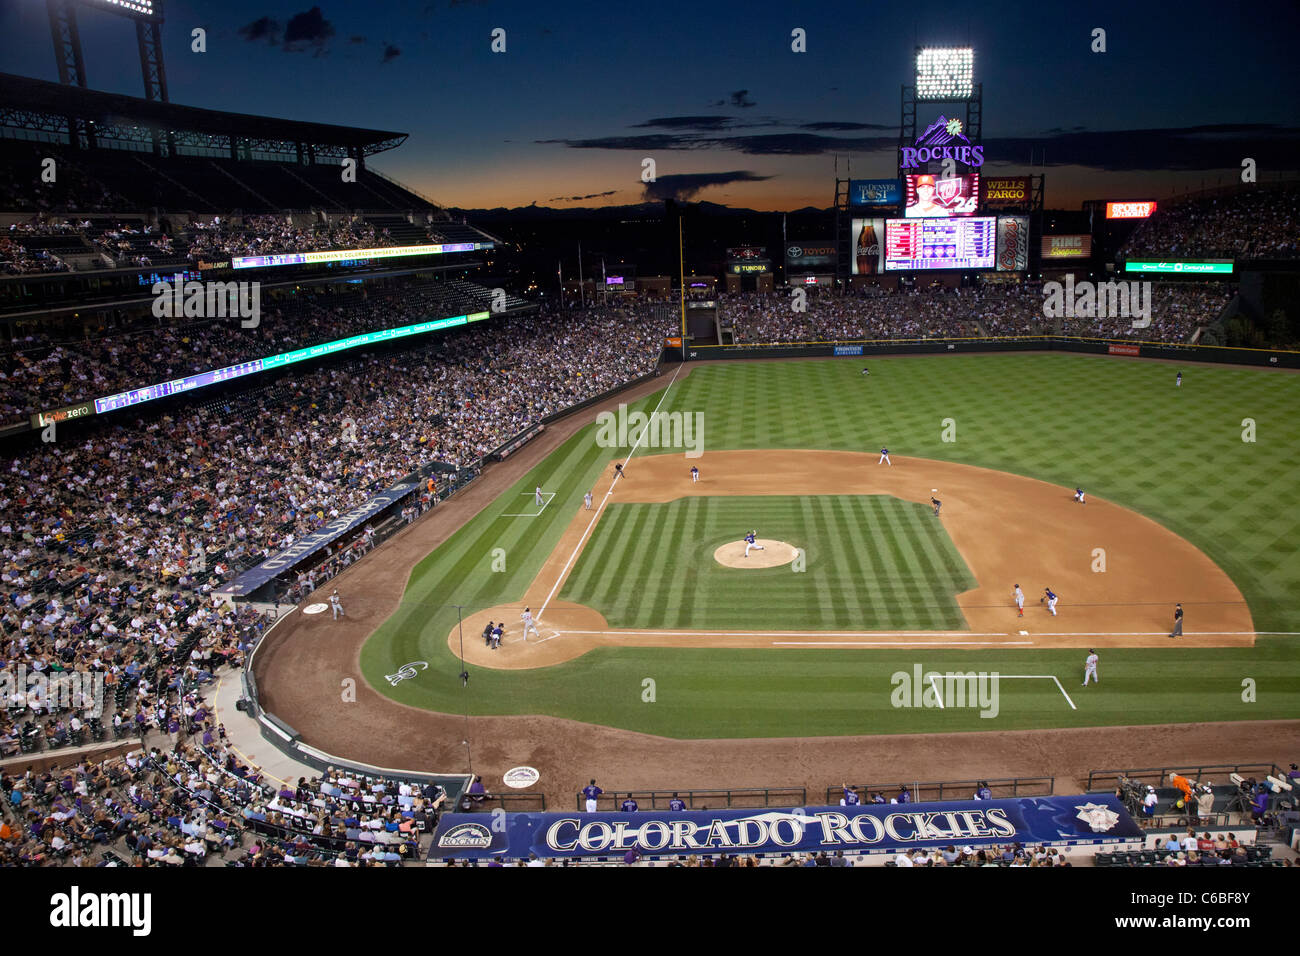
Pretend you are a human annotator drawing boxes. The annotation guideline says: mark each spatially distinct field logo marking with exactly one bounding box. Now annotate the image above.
[385,661,429,686]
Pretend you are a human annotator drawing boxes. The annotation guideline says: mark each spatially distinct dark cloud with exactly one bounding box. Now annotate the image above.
[799,121,892,132]
[349,35,367,44]
[642,171,771,203]
[536,134,704,151]
[986,123,1300,171]
[381,44,401,63]
[729,90,756,108]
[634,116,735,131]
[237,16,280,45]
[282,6,335,54]
[545,190,619,202]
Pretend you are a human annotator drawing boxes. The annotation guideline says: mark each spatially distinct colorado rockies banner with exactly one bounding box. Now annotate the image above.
[430,794,1142,860]
[217,478,420,597]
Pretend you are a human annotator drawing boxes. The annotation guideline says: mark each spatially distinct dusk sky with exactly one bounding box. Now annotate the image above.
[2,0,1297,211]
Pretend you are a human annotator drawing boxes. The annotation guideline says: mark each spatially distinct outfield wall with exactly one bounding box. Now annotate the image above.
[662,336,1300,369]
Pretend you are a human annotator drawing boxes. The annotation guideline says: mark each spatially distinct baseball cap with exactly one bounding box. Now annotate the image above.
[917,174,936,186]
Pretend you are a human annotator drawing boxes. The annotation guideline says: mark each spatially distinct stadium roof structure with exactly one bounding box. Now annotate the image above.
[0,72,408,160]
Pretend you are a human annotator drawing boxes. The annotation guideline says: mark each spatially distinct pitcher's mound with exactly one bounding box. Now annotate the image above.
[713,539,799,569]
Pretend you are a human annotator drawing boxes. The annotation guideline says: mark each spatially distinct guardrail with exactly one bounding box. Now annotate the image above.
[460,791,547,813]
[827,776,1055,805]
[576,787,807,811]
[1087,764,1283,791]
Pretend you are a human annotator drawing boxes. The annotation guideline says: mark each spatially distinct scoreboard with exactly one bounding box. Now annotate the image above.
[884,217,996,270]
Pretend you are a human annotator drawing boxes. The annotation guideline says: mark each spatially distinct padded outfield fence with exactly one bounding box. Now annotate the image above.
[825,776,1055,805]
[577,787,807,811]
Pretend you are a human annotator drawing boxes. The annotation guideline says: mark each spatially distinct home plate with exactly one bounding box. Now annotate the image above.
[931,488,937,492]
[1019,630,1029,635]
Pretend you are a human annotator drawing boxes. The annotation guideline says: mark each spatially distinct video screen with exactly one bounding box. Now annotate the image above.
[884,218,996,270]
[904,173,979,218]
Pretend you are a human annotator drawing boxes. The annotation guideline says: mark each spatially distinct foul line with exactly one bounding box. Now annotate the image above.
[928,674,945,708]
[503,491,558,518]
[775,640,1034,646]
[536,363,684,624]
[1000,674,1078,711]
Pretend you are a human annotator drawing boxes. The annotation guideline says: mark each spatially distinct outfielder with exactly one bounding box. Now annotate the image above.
[878,447,892,466]
[521,606,541,640]
[1044,587,1058,616]
[743,531,765,558]
[1176,371,1182,387]
[1083,649,1099,686]
[330,589,344,620]
[1013,584,1024,617]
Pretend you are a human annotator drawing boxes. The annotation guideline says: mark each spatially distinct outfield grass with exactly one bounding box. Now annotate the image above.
[560,495,975,630]
[359,354,1300,738]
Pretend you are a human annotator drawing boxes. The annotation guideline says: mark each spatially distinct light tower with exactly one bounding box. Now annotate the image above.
[902,46,980,169]
[47,0,169,103]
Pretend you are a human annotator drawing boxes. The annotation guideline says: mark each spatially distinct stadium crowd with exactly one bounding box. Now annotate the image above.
[1122,186,1300,260]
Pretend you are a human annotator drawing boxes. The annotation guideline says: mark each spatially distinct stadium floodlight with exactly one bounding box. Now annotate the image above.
[88,0,160,22]
[916,47,974,100]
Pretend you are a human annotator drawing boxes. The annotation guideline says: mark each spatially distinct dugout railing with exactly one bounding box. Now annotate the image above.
[1087,764,1283,792]
[460,791,547,813]
[827,776,1055,805]
[577,787,806,812]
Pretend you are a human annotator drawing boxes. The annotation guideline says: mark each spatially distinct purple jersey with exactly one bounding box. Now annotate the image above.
[582,785,602,800]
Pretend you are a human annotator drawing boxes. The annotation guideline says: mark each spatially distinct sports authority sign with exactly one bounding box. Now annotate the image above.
[900,115,985,170]
[982,176,1030,208]
[1105,201,1157,219]
[430,794,1142,860]
[996,216,1030,272]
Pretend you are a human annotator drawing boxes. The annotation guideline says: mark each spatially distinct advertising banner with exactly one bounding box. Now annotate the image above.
[785,241,838,273]
[1122,260,1233,275]
[1042,235,1093,259]
[1105,201,1157,219]
[1108,344,1141,356]
[849,179,902,206]
[996,216,1030,272]
[430,794,1143,860]
[850,218,886,275]
[982,176,1031,208]
[726,246,766,261]
[900,115,984,169]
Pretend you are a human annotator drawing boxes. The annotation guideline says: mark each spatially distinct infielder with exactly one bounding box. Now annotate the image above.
[931,496,941,517]
[330,589,344,620]
[1171,603,1183,638]
[535,486,544,507]
[878,447,892,466]
[1044,587,1058,616]
[743,531,765,557]
[690,466,699,483]
[1073,487,1086,505]
[1013,584,1024,617]
[584,491,593,510]
[582,780,603,812]
[521,606,541,640]
[1083,649,1099,686]
[614,463,626,480]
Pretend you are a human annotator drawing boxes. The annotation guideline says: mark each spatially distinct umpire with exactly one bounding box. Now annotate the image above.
[1170,603,1183,638]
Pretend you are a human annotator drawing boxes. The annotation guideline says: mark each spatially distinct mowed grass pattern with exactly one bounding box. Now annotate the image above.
[561,496,976,630]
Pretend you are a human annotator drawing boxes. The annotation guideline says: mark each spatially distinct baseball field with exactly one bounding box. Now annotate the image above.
[259,352,1300,788]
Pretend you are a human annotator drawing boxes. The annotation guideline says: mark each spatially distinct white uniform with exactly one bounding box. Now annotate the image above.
[584,492,593,510]
[1014,586,1024,615]
[1047,593,1058,616]
[521,609,541,639]
[691,467,699,483]
[1083,652,1099,686]
[330,593,344,620]
[1073,488,1086,504]
[535,487,544,506]
[744,533,764,557]
[878,448,892,465]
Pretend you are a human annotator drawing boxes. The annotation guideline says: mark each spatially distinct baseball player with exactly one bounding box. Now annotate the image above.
[614,463,626,480]
[878,447,892,466]
[490,623,503,650]
[1013,584,1024,617]
[330,589,344,620]
[931,496,941,517]
[743,531,765,557]
[841,784,862,806]
[535,486,544,507]
[1170,603,1183,638]
[1073,487,1086,505]
[521,606,541,640]
[620,794,638,813]
[583,780,603,812]
[1083,649,1099,686]
[584,491,593,510]
[690,466,699,483]
[668,793,686,811]
[861,366,870,376]
[1044,587,1058,616]
[1176,371,1182,387]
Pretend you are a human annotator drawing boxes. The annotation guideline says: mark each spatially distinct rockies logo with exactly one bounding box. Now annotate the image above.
[385,661,429,686]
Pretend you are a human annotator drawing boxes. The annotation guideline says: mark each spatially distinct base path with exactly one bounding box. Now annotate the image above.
[455,449,1254,670]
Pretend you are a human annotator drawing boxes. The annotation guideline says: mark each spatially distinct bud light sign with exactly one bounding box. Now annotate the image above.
[901,115,985,169]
